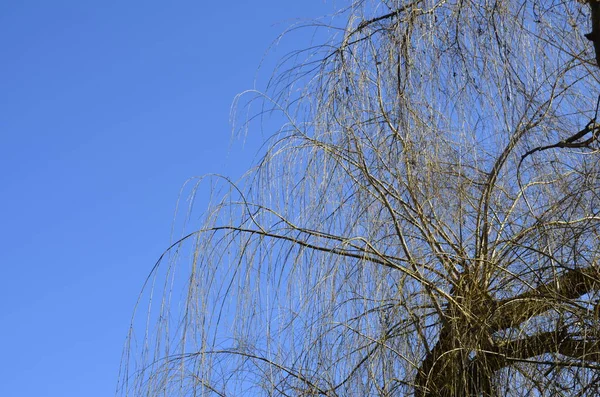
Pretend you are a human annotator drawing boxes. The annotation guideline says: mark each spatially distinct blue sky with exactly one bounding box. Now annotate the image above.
[0,2,332,396]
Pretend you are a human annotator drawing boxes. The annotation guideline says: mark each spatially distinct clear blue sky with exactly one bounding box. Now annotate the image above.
[0,2,331,396]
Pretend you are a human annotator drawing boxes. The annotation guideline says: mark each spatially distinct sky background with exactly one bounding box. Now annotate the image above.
[0,2,333,395]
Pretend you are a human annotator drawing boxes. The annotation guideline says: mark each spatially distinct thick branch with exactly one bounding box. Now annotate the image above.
[490,331,600,370]
[587,0,600,67]
[489,263,600,332]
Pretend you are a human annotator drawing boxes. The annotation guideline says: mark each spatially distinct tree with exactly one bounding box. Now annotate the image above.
[119,1,600,395]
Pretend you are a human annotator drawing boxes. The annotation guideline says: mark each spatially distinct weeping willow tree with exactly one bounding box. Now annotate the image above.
[119,0,600,395]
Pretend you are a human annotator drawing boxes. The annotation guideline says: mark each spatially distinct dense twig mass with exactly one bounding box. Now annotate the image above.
[120,1,600,396]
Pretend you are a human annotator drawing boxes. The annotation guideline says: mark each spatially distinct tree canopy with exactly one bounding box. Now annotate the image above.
[119,1,600,395]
